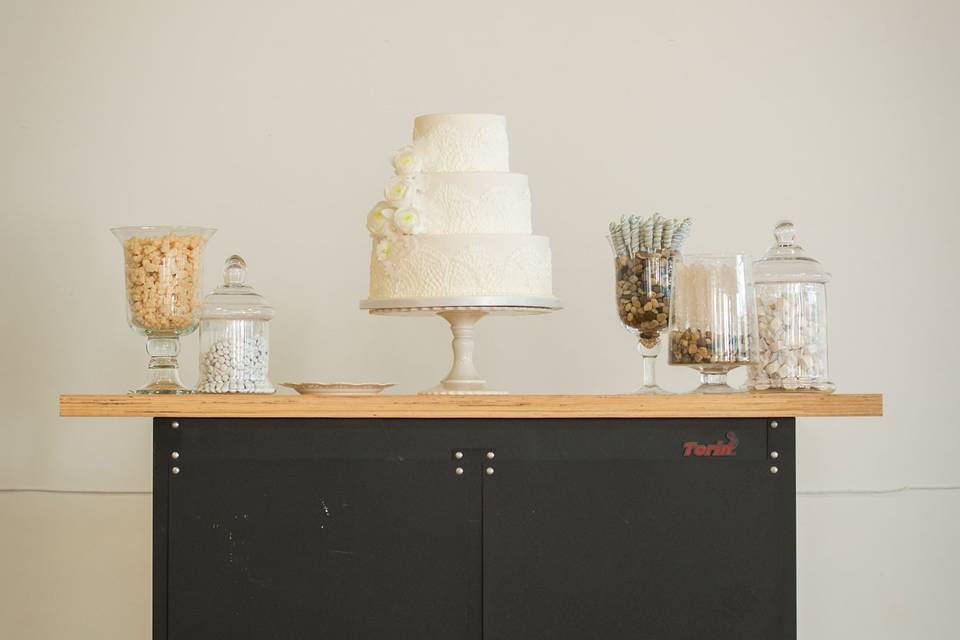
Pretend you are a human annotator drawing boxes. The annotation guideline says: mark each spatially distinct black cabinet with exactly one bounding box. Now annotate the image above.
[154,418,795,639]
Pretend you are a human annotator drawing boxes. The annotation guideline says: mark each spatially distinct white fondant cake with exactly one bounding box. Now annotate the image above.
[365,113,554,302]
[402,172,531,234]
[369,235,552,299]
[413,113,509,172]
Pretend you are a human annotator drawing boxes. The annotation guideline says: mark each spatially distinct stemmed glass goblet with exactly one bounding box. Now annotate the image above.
[112,226,216,394]
[611,244,677,394]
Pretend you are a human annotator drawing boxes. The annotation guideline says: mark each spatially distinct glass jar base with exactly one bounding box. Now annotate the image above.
[631,384,674,395]
[132,365,193,394]
[690,382,743,395]
[131,386,195,395]
[689,370,747,394]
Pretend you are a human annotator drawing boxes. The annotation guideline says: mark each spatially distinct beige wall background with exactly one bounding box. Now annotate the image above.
[2,0,958,637]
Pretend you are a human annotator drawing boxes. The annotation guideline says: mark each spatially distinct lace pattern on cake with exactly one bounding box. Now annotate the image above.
[370,238,552,298]
[422,183,532,234]
[415,123,510,172]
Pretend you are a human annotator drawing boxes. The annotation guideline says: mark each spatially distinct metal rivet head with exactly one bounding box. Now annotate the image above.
[485,467,495,476]
[455,467,464,476]
[486,451,495,460]
[770,466,779,474]
[171,421,180,429]
[770,421,778,429]
[454,451,464,460]
[171,451,180,460]
[171,467,181,475]
[770,451,779,459]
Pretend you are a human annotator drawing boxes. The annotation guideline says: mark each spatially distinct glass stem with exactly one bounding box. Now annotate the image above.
[639,344,659,389]
[136,337,190,394]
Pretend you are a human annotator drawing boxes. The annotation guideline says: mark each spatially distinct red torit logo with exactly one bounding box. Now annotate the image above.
[682,432,739,457]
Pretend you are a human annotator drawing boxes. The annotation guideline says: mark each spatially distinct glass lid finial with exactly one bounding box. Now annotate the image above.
[774,220,798,247]
[223,255,247,286]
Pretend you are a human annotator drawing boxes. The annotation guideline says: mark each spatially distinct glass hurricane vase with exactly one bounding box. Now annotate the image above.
[112,226,216,394]
[667,254,759,393]
[612,243,677,394]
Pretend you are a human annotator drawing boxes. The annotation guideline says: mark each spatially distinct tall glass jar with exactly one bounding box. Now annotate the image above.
[668,254,759,393]
[197,255,275,393]
[746,221,834,392]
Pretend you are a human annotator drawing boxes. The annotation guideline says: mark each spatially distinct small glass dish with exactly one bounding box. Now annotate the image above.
[280,383,395,396]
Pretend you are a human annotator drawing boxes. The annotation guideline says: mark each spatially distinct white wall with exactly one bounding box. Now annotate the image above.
[1,0,958,637]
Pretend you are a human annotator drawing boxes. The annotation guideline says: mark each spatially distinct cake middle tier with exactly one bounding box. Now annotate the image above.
[369,234,553,300]
[411,172,532,234]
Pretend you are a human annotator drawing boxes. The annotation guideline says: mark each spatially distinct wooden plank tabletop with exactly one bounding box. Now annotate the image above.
[59,393,882,419]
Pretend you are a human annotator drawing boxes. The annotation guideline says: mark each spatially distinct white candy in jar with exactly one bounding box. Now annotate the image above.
[752,292,825,390]
[197,335,271,393]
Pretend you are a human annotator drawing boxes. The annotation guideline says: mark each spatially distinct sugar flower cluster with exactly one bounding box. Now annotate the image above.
[366,145,430,261]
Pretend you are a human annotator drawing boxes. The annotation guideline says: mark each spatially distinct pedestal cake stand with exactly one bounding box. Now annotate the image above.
[360,296,562,395]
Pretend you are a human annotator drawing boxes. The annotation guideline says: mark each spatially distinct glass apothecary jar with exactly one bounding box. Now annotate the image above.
[746,221,834,392]
[197,255,275,393]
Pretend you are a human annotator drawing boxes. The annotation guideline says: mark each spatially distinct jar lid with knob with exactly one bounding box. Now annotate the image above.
[200,255,275,321]
[753,221,831,284]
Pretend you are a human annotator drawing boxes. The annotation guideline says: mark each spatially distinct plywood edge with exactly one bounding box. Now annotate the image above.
[59,393,883,419]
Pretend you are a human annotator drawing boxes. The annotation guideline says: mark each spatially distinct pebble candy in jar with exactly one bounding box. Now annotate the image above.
[197,255,275,393]
[747,221,835,392]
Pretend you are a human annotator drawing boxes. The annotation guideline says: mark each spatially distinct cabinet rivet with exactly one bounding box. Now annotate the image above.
[171,451,180,460]
[454,451,464,460]
[486,451,495,460]
[171,467,181,475]
[485,467,495,476]
[770,451,779,459]
[770,466,779,474]
[455,467,464,476]
[171,421,180,429]
[770,421,778,429]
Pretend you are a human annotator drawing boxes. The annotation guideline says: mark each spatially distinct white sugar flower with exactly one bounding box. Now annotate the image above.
[394,207,425,235]
[392,146,422,176]
[366,201,395,236]
[375,238,393,262]
[385,176,415,205]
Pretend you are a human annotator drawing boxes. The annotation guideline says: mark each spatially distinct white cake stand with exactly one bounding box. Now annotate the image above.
[360,296,561,395]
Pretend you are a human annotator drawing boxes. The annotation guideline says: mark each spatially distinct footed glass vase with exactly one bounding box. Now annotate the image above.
[668,254,759,393]
[112,226,216,394]
[612,247,677,394]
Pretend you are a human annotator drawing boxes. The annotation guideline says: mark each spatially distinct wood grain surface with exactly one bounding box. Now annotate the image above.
[59,393,883,419]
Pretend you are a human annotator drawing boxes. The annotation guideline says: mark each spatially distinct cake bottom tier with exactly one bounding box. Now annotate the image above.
[369,234,553,300]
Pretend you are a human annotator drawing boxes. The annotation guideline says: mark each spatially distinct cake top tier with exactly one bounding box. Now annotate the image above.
[412,113,510,173]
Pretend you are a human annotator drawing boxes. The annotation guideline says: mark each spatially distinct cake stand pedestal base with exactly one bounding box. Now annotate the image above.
[364,298,561,396]
[421,310,507,396]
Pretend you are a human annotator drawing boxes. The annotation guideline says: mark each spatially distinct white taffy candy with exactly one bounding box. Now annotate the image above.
[197,335,271,393]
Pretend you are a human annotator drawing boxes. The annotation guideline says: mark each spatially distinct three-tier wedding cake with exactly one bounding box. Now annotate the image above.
[365,114,554,302]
